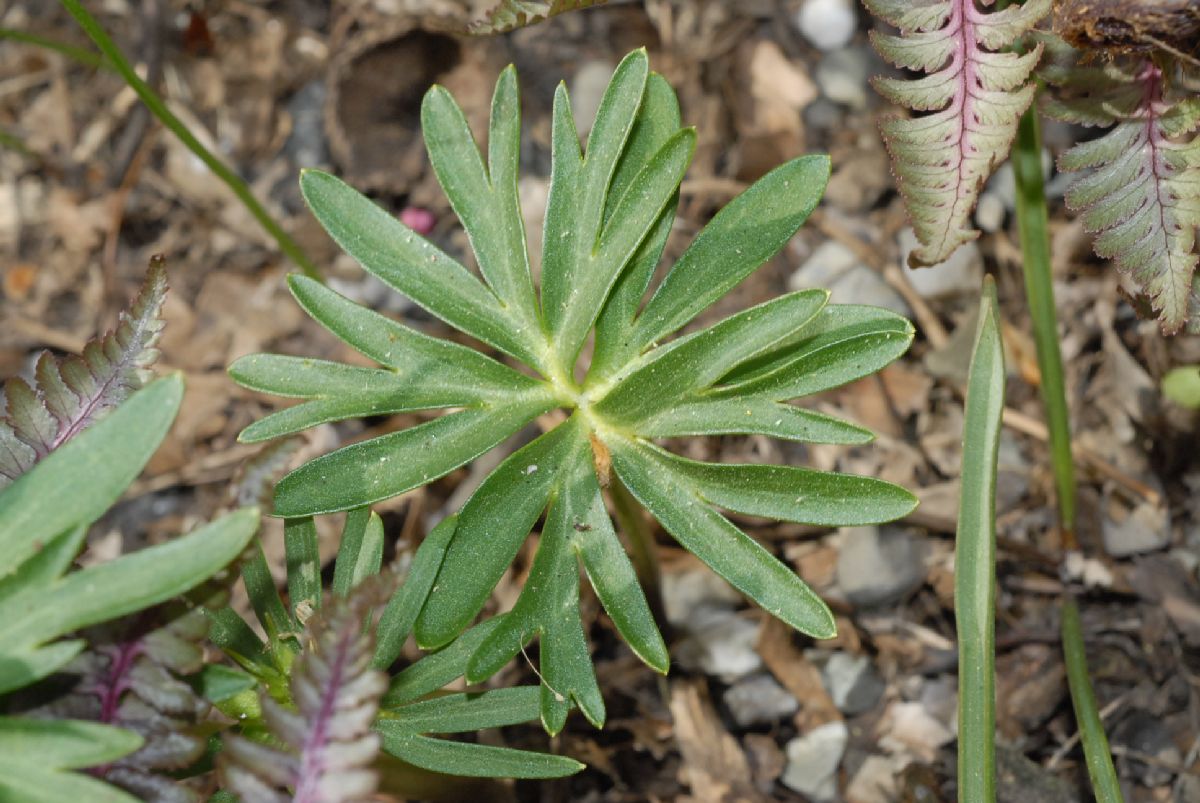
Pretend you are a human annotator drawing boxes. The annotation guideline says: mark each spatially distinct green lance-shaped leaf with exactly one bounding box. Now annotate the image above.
[284,516,321,619]
[414,419,583,649]
[633,443,917,527]
[542,50,697,372]
[636,397,874,445]
[232,276,544,443]
[332,507,385,598]
[0,718,143,803]
[0,525,87,607]
[592,290,828,424]
[464,431,664,734]
[272,392,557,517]
[0,507,259,694]
[589,72,683,382]
[628,155,829,356]
[605,435,838,639]
[383,618,506,707]
[864,0,1050,267]
[955,278,1004,803]
[0,374,182,575]
[717,304,915,398]
[422,68,540,332]
[298,169,543,371]
[377,688,583,779]
[373,515,459,670]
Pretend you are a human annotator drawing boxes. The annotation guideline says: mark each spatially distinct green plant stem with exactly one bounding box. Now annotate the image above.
[56,0,322,281]
[1061,598,1125,802]
[0,29,108,69]
[956,278,1004,803]
[609,475,666,630]
[1011,109,1075,540]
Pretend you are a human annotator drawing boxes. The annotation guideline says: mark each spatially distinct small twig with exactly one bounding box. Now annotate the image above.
[108,0,163,186]
[1001,406,1162,507]
[810,209,951,348]
[1140,34,1200,69]
[1047,690,1129,769]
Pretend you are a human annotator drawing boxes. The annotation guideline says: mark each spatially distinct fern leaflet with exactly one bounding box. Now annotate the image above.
[467,0,606,34]
[864,0,1051,266]
[1042,46,1200,334]
[219,584,387,803]
[0,256,167,487]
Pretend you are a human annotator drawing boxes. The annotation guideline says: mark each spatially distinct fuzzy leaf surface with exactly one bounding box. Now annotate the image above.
[220,585,388,803]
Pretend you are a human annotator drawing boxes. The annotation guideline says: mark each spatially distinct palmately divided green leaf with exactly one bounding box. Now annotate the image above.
[864,0,1051,267]
[1041,42,1200,334]
[0,718,143,803]
[0,256,167,489]
[234,50,916,735]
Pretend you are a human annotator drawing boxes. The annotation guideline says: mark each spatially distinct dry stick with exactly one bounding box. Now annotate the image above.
[1046,690,1129,769]
[809,209,951,348]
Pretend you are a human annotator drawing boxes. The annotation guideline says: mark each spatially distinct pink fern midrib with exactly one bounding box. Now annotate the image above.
[48,309,157,452]
[919,0,980,256]
[1141,62,1186,320]
[89,640,144,779]
[292,625,355,803]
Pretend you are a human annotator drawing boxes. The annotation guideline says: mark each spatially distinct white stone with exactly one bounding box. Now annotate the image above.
[674,609,763,682]
[662,569,743,629]
[1101,493,1171,556]
[846,754,909,803]
[815,47,870,109]
[796,0,858,52]
[781,720,849,801]
[975,191,1006,233]
[723,674,800,728]
[835,526,925,608]
[822,652,884,715]
[570,60,615,134]
[790,241,910,316]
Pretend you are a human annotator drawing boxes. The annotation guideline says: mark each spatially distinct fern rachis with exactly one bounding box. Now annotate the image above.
[865,0,1050,266]
[1043,49,1200,333]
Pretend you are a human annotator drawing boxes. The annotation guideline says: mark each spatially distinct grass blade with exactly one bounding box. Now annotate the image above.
[57,0,320,280]
[956,278,1005,803]
[1013,110,1076,538]
[1061,598,1124,803]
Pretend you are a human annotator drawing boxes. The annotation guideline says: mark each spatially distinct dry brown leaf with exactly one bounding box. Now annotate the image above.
[756,617,841,730]
[669,678,761,803]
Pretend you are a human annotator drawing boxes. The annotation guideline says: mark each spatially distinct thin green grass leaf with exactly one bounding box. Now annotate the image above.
[1061,598,1124,803]
[956,278,1004,803]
